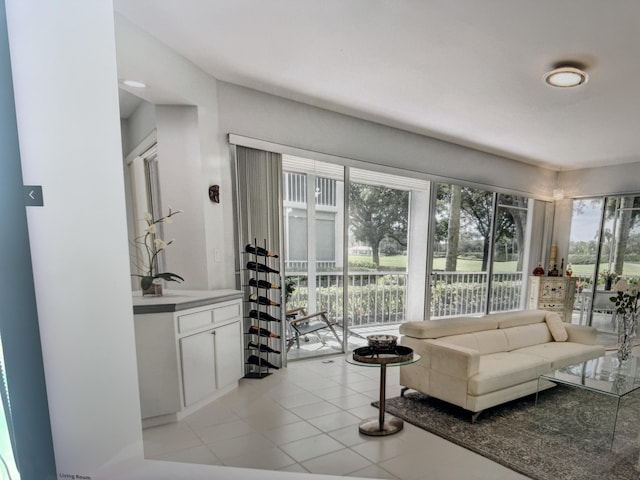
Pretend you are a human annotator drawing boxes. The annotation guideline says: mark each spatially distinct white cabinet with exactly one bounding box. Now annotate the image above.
[213,321,243,390]
[527,276,576,322]
[180,320,242,407]
[180,330,217,407]
[133,290,243,427]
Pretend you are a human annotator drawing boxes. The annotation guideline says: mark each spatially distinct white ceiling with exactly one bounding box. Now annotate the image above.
[114,0,640,172]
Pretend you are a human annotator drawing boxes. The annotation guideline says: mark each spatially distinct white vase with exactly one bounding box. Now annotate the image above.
[617,314,637,363]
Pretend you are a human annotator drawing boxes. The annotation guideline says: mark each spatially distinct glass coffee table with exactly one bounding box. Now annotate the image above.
[536,353,640,446]
[346,350,420,436]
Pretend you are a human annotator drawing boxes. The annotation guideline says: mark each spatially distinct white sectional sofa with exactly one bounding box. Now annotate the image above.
[399,309,605,421]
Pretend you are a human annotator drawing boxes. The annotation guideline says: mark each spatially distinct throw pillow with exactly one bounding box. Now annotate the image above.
[545,312,568,342]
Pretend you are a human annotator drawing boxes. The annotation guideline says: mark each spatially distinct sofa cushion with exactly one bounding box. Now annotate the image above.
[515,342,606,370]
[545,312,568,342]
[439,330,508,355]
[468,352,549,395]
[503,323,553,351]
[399,317,497,339]
[491,309,547,329]
[565,324,598,345]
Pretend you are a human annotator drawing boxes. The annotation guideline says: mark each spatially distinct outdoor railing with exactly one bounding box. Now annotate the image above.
[285,271,407,326]
[285,270,524,327]
[285,260,337,270]
[430,271,524,318]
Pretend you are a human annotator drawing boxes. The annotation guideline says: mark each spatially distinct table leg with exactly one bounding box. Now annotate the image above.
[378,364,386,430]
[358,364,403,436]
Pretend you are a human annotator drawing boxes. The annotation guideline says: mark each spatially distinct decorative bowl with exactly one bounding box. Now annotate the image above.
[366,334,398,349]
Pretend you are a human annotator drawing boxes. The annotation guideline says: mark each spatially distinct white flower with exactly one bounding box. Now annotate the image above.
[154,238,167,250]
[144,212,153,222]
[145,224,157,234]
[163,216,173,224]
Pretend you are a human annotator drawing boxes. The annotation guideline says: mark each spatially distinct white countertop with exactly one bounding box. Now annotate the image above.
[132,289,243,314]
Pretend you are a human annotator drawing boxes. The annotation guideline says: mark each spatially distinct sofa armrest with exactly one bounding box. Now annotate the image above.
[564,324,598,345]
[427,339,480,379]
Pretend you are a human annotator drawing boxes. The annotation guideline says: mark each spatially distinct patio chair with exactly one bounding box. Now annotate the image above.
[285,307,342,352]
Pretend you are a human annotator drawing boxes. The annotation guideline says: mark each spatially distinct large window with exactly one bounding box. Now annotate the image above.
[278,152,535,358]
[431,184,530,317]
[570,195,640,331]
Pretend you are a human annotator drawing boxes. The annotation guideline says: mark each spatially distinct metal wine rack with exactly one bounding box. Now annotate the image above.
[242,238,282,378]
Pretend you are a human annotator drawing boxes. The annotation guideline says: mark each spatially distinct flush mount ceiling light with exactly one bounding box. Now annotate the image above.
[122,79,147,88]
[543,65,588,88]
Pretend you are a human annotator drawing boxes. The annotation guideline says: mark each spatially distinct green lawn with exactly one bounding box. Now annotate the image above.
[349,255,640,277]
[348,255,407,269]
[567,262,640,277]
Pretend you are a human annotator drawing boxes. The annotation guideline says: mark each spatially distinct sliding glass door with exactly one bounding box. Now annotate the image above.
[571,195,640,332]
[283,157,345,359]
[347,173,410,332]
[282,159,427,358]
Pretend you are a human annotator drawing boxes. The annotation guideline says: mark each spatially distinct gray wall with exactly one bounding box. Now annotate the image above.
[559,161,640,198]
[217,81,559,200]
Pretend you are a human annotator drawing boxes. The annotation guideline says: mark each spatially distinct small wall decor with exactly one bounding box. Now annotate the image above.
[209,184,220,203]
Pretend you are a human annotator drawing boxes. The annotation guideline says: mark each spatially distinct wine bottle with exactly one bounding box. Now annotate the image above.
[248,325,280,338]
[249,309,281,323]
[248,341,281,354]
[246,261,279,274]
[248,293,280,307]
[245,244,279,258]
[247,355,280,370]
[249,278,280,290]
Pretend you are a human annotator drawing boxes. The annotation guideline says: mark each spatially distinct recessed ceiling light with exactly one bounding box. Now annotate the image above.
[122,79,147,88]
[543,65,588,88]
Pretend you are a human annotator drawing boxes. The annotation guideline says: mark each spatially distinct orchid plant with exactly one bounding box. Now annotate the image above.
[610,278,640,317]
[132,208,184,290]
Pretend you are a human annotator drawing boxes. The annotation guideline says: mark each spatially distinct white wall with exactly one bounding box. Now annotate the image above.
[116,15,236,291]
[8,3,332,478]
[155,105,209,289]
[6,0,143,475]
[122,99,156,155]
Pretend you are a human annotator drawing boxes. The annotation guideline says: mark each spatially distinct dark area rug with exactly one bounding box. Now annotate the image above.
[378,386,640,480]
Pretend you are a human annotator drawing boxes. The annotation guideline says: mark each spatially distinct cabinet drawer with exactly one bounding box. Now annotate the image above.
[213,302,241,323]
[178,310,213,333]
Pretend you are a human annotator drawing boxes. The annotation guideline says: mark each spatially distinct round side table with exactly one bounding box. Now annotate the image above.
[346,350,420,436]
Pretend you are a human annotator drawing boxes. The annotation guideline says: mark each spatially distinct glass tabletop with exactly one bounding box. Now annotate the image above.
[346,352,420,368]
[540,353,640,397]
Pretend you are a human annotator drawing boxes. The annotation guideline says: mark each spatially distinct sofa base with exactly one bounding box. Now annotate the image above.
[399,375,558,419]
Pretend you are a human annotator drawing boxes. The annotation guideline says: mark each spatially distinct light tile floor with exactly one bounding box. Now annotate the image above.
[143,356,529,479]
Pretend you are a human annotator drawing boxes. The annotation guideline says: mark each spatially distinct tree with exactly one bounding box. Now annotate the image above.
[349,184,408,267]
[445,185,461,271]
[435,185,527,271]
[459,188,494,270]
[613,196,637,274]
[497,195,528,271]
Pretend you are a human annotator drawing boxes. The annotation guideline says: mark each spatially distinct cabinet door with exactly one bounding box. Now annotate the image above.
[552,281,566,300]
[180,330,216,407]
[214,321,243,389]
